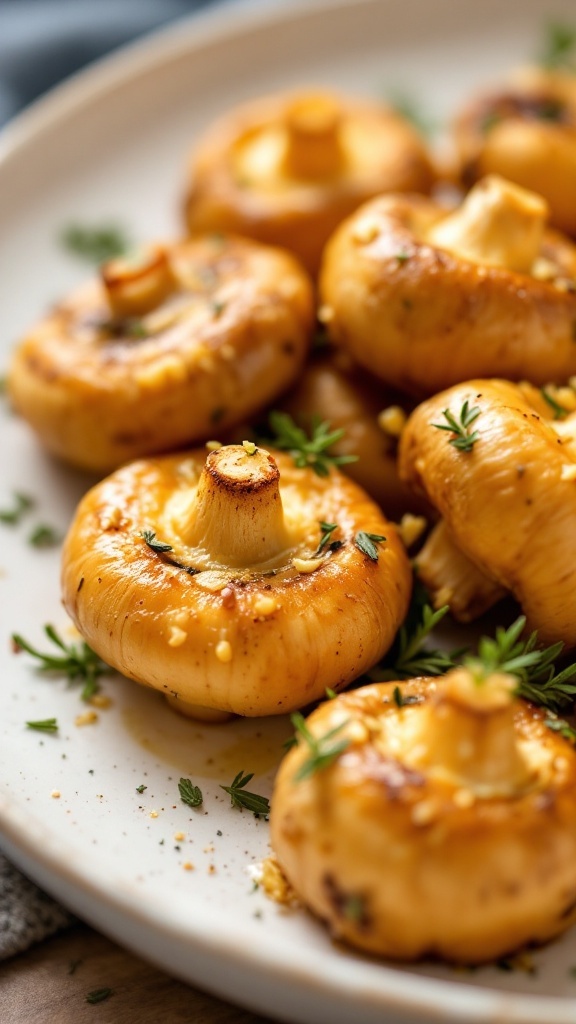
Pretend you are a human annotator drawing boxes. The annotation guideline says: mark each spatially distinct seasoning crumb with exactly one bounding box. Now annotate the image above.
[51,790,61,799]
[255,856,298,906]
[183,861,194,871]
[88,693,112,709]
[150,810,159,819]
[174,831,185,841]
[75,710,99,727]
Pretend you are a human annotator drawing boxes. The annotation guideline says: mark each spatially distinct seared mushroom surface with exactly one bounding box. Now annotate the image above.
[271,669,576,962]
[454,67,576,235]
[184,90,434,276]
[399,378,576,647]
[320,175,576,396]
[61,444,411,718]
[9,236,313,472]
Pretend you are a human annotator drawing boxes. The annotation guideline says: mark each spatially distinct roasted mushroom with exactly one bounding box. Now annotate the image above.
[184,90,434,276]
[399,378,576,647]
[271,667,576,963]
[320,175,576,396]
[61,443,411,719]
[454,66,576,236]
[8,236,313,472]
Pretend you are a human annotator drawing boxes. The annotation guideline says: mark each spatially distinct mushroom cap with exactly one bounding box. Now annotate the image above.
[279,347,429,520]
[319,191,576,396]
[184,90,434,276]
[61,447,411,716]
[271,678,576,962]
[399,378,576,647]
[8,235,313,472]
[454,67,576,235]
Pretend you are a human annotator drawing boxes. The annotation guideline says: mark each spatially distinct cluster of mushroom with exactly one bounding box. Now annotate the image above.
[10,65,576,970]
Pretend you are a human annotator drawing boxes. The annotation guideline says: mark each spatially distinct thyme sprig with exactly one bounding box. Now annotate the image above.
[141,529,173,553]
[290,712,350,781]
[432,401,481,452]
[12,625,109,701]
[464,617,576,713]
[265,411,358,478]
[540,22,576,70]
[314,521,342,556]
[0,492,34,525]
[370,602,456,681]
[61,223,130,264]
[220,771,270,817]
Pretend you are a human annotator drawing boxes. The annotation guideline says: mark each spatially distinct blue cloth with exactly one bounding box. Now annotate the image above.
[0,0,216,125]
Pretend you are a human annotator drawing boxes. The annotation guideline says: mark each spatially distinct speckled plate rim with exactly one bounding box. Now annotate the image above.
[1,1,576,1022]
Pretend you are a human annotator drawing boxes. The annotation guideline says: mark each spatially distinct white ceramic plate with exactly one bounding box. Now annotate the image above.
[3,1,576,1021]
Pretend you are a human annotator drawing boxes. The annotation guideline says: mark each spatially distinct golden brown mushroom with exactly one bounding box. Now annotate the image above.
[279,346,429,521]
[454,66,576,236]
[8,235,313,472]
[271,668,576,963]
[183,90,434,276]
[320,175,576,396]
[399,378,576,647]
[61,443,411,718]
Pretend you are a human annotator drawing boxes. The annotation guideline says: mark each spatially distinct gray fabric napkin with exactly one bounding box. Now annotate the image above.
[0,852,76,960]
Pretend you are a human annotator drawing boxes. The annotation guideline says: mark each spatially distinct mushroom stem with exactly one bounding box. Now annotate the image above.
[416,519,507,622]
[426,175,548,273]
[283,94,344,180]
[102,245,177,318]
[405,666,533,795]
[180,444,291,568]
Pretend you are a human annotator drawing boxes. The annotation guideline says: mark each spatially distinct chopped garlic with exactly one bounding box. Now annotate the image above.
[378,405,407,438]
[215,639,233,662]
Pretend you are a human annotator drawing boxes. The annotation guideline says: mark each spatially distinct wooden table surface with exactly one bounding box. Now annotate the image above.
[1,923,274,1023]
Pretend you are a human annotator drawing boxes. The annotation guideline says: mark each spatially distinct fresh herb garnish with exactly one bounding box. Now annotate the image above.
[220,771,270,817]
[396,250,410,264]
[388,93,435,137]
[265,411,358,478]
[541,387,568,420]
[61,223,130,264]
[242,439,257,456]
[544,714,576,743]
[12,625,108,701]
[141,530,173,553]
[85,988,114,1005]
[354,531,386,562]
[290,712,350,781]
[211,299,226,318]
[178,777,203,808]
[315,521,340,555]
[540,22,576,70]
[0,491,34,525]
[392,686,421,708]
[135,784,147,794]
[26,718,59,733]
[465,617,576,713]
[28,524,61,548]
[370,601,456,681]
[432,401,481,452]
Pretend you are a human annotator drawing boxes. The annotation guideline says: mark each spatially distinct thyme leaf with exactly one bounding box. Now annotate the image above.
[0,492,34,525]
[265,411,358,478]
[290,712,350,781]
[85,988,114,1005]
[432,400,481,452]
[61,222,130,264]
[315,521,340,555]
[12,625,109,701]
[368,592,458,681]
[141,529,173,553]
[354,531,386,562]
[28,524,62,548]
[178,777,203,808]
[220,771,270,817]
[26,718,59,733]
